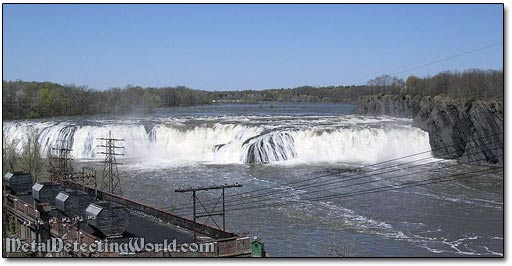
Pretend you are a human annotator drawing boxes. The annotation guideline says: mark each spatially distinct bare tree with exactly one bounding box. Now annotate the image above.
[2,132,20,174]
[19,129,45,180]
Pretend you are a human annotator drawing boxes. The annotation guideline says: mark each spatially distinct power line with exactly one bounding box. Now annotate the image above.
[160,42,504,211]
[158,41,505,223]
[171,139,502,216]
[175,143,502,215]
[192,164,501,215]
[187,144,502,214]
[167,130,502,211]
[357,41,503,85]
[197,165,502,215]
[172,142,502,215]
[218,140,502,207]
[171,142,503,214]
[389,41,503,77]
[164,131,503,212]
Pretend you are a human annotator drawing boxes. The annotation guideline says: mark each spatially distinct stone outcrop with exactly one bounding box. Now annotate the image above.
[356,94,503,165]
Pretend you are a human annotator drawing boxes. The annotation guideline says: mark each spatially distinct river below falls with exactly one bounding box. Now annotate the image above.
[3,103,504,257]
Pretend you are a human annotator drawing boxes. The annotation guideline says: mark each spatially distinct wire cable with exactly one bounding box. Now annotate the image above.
[175,143,502,215]
[198,166,502,215]
[164,131,503,212]
[182,144,503,214]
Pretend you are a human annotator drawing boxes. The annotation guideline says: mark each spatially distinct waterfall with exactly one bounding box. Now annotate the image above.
[242,131,297,164]
[3,117,432,165]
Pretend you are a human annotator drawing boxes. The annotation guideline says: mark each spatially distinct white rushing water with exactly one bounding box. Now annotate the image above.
[2,115,432,166]
[3,107,502,257]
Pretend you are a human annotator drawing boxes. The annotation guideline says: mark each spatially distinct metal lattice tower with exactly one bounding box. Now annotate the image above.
[49,139,74,183]
[76,166,98,198]
[97,131,124,196]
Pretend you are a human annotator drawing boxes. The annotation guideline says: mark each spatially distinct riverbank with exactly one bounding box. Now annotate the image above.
[356,94,503,165]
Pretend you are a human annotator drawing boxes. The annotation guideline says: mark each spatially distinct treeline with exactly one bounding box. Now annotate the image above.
[2,69,502,120]
[208,75,405,103]
[405,69,503,99]
[2,82,210,119]
[209,69,503,103]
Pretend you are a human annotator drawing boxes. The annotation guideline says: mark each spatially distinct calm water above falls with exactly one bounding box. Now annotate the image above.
[3,103,503,257]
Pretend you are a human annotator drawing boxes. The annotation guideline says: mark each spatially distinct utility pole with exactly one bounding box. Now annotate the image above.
[97,131,124,196]
[175,183,242,242]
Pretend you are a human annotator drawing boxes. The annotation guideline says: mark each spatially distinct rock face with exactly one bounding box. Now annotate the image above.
[356,95,503,165]
[243,131,297,164]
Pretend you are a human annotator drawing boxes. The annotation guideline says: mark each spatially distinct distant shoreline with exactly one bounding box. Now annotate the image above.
[2,69,503,120]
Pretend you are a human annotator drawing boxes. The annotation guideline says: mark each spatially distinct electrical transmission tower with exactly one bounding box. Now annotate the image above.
[76,166,98,199]
[49,139,74,183]
[97,131,124,196]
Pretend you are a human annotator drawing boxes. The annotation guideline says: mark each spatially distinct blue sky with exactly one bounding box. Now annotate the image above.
[3,4,503,91]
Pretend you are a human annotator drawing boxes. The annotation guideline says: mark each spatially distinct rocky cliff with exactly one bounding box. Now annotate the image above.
[356,95,503,165]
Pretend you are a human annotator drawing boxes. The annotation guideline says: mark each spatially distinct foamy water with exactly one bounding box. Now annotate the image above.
[3,114,432,166]
[2,103,502,257]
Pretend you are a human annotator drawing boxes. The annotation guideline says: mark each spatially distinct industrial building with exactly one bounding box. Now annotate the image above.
[3,172,251,257]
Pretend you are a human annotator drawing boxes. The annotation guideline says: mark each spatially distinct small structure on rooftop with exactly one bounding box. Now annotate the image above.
[3,172,33,194]
[55,189,93,218]
[32,182,63,205]
[251,237,266,257]
[85,201,129,237]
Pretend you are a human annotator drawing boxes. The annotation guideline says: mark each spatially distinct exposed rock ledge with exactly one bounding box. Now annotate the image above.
[356,94,503,165]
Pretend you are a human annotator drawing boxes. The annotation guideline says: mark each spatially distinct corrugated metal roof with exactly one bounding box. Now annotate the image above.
[3,172,14,181]
[4,172,31,182]
[32,183,44,192]
[86,203,103,216]
[55,192,69,202]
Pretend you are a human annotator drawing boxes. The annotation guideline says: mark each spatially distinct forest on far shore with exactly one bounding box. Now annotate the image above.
[2,69,503,120]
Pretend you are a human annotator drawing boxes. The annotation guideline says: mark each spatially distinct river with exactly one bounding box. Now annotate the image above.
[3,103,503,257]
